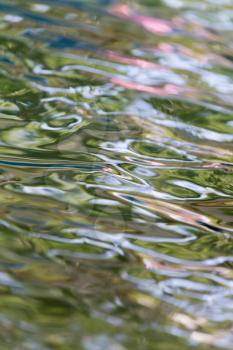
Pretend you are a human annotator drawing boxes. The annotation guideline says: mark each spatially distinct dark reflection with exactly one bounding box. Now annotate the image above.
[0,0,232,349]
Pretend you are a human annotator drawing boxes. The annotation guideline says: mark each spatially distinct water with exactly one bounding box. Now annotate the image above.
[0,0,232,349]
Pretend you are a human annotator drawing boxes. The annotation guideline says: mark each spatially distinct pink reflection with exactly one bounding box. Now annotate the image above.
[109,3,221,45]
[132,15,172,35]
[143,256,231,276]
[157,42,174,53]
[111,77,181,96]
[109,4,131,18]
[106,50,158,68]
[109,4,173,35]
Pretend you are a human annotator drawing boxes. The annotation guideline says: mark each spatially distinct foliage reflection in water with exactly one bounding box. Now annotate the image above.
[0,0,232,349]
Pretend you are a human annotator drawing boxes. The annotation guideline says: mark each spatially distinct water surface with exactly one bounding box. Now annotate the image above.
[0,0,232,349]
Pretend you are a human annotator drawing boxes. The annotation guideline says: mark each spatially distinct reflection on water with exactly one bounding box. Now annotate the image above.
[0,0,232,349]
